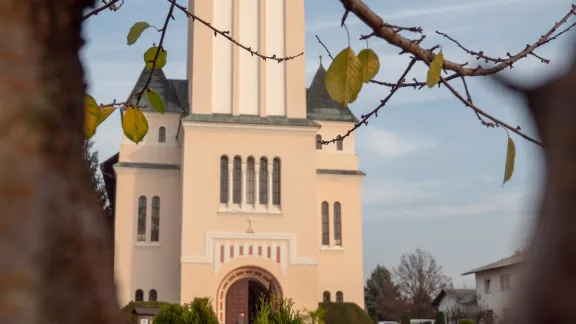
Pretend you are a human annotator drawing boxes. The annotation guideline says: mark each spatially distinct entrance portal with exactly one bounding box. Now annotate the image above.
[225,278,268,324]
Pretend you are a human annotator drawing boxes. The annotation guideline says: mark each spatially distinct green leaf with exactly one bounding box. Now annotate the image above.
[122,106,149,144]
[426,51,444,88]
[85,94,102,139]
[357,48,380,83]
[145,89,165,114]
[502,135,516,186]
[127,22,151,46]
[325,47,363,106]
[144,46,167,70]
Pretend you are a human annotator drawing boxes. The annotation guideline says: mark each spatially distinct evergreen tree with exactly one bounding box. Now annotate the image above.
[365,265,402,321]
[436,311,446,324]
[83,140,111,225]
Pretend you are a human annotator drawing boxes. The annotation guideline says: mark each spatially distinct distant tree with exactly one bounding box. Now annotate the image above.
[365,265,406,321]
[436,311,446,324]
[401,313,410,324]
[394,249,453,317]
[83,139,111,225]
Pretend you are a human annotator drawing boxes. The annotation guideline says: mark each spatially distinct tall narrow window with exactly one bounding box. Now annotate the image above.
[135,289,144,302]
[233,156,242,204]
[336,136,343,151]
[259,158,268,205]
[322,202,329,245]
[334,202,342,246]
[272,158,281,205]
[316,134,322,150]
[158,126,166,143]
[336,291,343,302]
[151,196,160,242]
[246,157,255,204]
[220,156,229,203]
[137,196,147,242]
[322,291,331,303]
[149,289,158,302]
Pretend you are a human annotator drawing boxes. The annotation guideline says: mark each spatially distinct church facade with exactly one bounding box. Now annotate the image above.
[102,0,366,323]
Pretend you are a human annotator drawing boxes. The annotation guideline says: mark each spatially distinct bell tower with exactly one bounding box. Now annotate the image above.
[186,0,306,119]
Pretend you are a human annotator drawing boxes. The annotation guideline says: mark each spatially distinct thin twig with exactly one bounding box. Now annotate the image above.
[322,58,418,144]
[315,35,334,61]
[135,0,177,105]
[169,0,303,62]
[82,0,122,21]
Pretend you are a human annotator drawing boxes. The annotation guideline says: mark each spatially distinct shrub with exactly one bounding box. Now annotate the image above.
[401,313,410,324]
[459,319,474,324]
[321,302,375,324]
[254,294,305,324]
[435,311,446,324]
[152,297,218,324]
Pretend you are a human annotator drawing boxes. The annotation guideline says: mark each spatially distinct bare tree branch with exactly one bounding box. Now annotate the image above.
[82,0,123,21]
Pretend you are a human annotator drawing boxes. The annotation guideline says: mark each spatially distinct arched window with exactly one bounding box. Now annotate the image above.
[272,158,281,205]
[220,156,229,203]
[259,157,268,205]
[137,196,147,242]
[322,202,329,246]
[151,196,160,242]
[233,156,242,204]
[323,291,331,303]
[246,157,255,204]
[336,291,343,302]
[135,289,144,302]
[334,202,342,246]
[149,289,158,302]
[158,126,166,143]
[316,134,322,150]
[336,136,343,151]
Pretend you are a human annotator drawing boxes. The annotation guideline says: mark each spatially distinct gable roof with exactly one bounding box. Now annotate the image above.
[124,62,358,123]
[461,255,524,275]
[306,63,358,123]
[431,289,477,307]
[126,67,188,114]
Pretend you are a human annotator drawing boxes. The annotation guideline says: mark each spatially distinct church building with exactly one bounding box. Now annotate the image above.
[101,0,366,323]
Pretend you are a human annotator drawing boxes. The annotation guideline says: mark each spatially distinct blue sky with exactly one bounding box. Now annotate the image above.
[81,0,574,287]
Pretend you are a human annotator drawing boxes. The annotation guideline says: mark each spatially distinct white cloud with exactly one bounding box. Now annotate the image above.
[357,127,436,159]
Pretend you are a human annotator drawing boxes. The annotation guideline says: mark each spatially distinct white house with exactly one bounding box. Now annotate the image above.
[432,289,477,324]
[461,254,524,323]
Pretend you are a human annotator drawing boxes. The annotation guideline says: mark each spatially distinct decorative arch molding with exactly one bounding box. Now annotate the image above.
[216,266,283,324]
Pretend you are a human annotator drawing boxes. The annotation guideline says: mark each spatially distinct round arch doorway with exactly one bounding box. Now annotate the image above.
[226,278,267,324]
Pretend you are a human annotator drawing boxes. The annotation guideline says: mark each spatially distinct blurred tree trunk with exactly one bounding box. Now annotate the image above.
[0,1,121,324]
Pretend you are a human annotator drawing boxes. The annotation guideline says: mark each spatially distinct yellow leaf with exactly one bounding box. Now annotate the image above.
[357,48,380,83]
[502,136,516,186]
[127,22,150,46]
[85,94,102,139]
[325,47,363,106]
[426,51,444,88]
[145,89,165,114]
[144,46,167,70]
[122,107,149,144]
[99,106,116,124]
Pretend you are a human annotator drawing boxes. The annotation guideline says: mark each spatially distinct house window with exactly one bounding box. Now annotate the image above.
[316,134,322,150]
[334,202,342,246]
[135,289,144,302]
[151,196,160,242]
[336,136,343,151]
[220,156,229,203]
[149,289,158,302]
[140,319,149,324]
[246,157,255,204]
[321,202,329,246]
[158,126,166,143]
[259,158,268,205]
[272,158,281,205]
[137,196,147,242]
[322,291,331,303]
[233,156,242,204]
[336,291,343,302]
[484,278,492,293]
[500,273,511,291]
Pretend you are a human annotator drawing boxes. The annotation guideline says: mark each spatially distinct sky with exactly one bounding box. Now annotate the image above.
[81,0,575,288]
